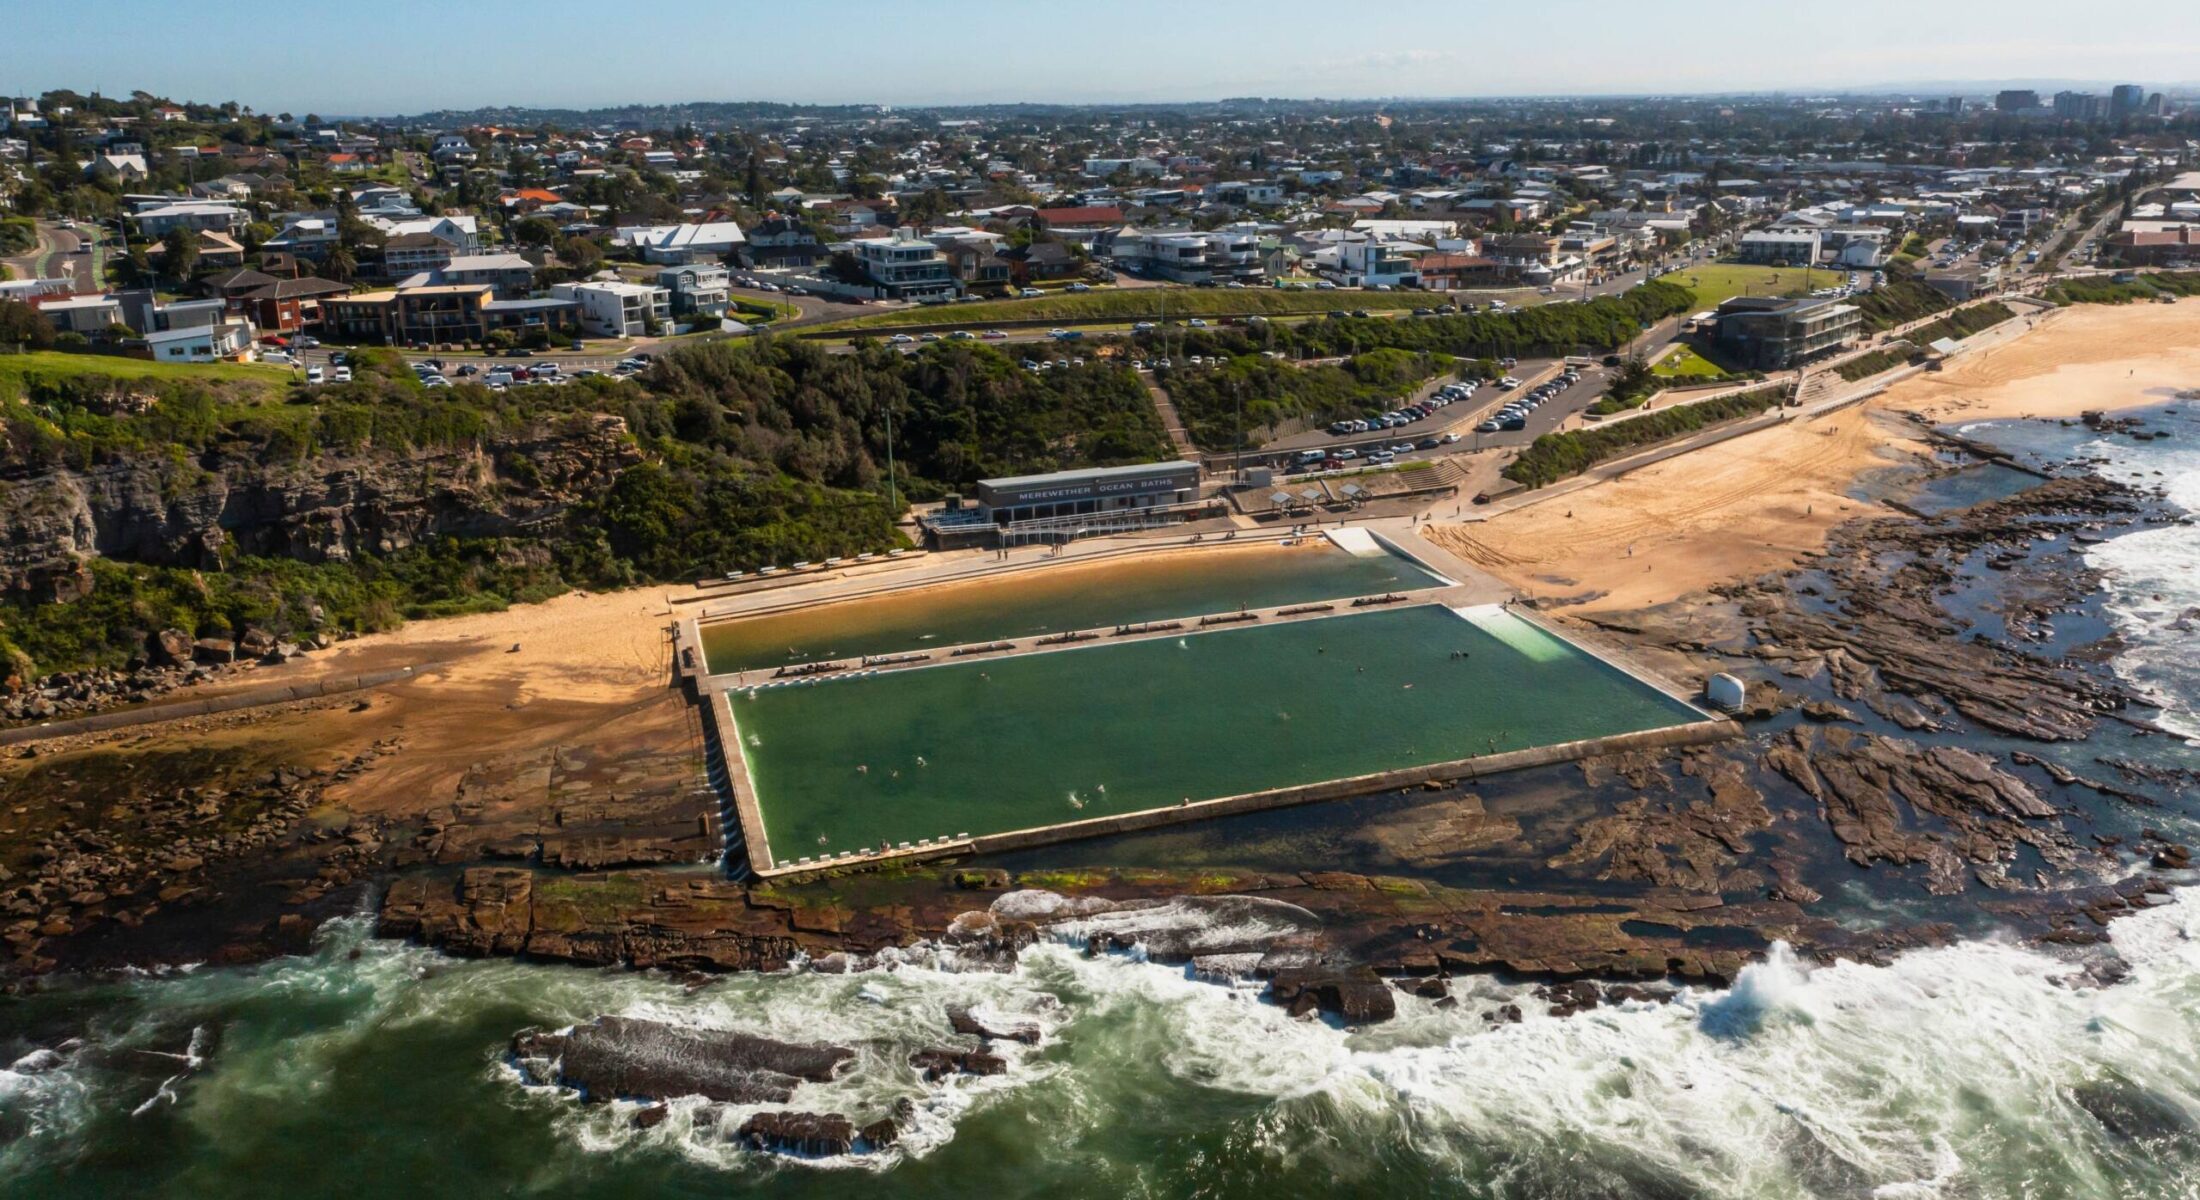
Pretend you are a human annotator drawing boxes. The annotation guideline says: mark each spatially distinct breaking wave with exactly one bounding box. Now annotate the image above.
[6,892,2200,1196]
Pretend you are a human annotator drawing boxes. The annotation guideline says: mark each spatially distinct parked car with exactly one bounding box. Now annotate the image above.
[1019,288,1044,298]
[305,366,324,384]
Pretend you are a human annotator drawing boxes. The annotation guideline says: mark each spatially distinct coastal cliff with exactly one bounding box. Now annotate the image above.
[0,413,638,584]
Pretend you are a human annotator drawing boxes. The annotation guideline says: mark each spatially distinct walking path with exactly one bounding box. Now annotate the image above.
[1143,378,1202,460]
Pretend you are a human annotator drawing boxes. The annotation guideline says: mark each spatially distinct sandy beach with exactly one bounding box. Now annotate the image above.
[1428,300,2200,611]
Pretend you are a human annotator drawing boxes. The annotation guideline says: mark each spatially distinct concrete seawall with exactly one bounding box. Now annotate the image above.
[0,666,431,747]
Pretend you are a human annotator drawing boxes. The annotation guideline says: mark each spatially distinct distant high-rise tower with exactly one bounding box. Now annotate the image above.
[1996,89,2041,113]
[2055,91,2108,120]
[2111,84,2147,118]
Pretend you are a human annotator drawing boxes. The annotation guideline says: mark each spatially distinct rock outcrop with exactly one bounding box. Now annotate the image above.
[510,1016,853,1104]
[0,415,638,587]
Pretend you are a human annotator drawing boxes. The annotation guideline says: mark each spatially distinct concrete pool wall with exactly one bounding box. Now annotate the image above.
[693,531,1454,676]
[684,612,1730,878]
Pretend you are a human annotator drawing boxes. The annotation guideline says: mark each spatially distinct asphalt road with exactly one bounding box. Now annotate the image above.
[4,221,100,291]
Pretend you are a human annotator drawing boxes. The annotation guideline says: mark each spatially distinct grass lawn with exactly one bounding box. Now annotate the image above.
[810,287,1432,333]
[1649,345,1726,378]
[0,351,288,399]
[1663,263,1828,310]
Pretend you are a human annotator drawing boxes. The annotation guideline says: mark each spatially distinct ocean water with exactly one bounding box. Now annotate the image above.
[1956,403,2200,743]
[9,895,2200,1199]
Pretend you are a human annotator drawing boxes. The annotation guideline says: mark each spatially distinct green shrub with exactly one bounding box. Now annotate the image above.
[1504,385,1788,488]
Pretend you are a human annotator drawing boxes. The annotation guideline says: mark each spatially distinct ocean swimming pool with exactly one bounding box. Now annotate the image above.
[728,604,1708,862]
[698,538,1450,676]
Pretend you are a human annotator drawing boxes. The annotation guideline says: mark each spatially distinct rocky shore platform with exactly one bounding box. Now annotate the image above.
[7,469,2196,1128]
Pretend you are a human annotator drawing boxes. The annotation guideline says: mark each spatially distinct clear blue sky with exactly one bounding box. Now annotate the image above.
[7,0,2197,115]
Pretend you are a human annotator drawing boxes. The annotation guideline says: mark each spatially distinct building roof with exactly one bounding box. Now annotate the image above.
[981,460,1200,491]
[207,268,278,292]
[442,253,535,272]
[244,277,353,301]
[1034,205,1124,226]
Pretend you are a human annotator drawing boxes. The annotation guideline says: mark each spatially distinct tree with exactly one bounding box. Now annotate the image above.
[111,246,154,289]
[558,234,604,275]
[745,152,764,206]
[322,246,357,283]
[0,300,57,350]
[159,227,199,282]
[826,249,870,286]
[513,216,558,247]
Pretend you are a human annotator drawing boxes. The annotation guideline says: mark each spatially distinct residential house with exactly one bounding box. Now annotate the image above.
[1324,238,1423,288]
[227,276,352,333]
[34,294,126,336]
[262,215,341,260]
[87,153,149,183]
[193,230,247,270]
[1109,225,1263,284]
[741,214,826,268]
[851,227,959,301]
[1412,252,1506,290]
[382,231,458,277]
[655,263,731,317]
[615,221,746,264]
[938,240,1013,293]
[405,253,537,298]
[143,322,253,363]
[551,279,672,337]
[999,240,1080,285]
[1033,205,1126,233]
[114,291,225,336]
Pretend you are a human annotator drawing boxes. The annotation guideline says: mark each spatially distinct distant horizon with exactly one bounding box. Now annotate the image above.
[6,0,2200,117]
[18,81,2200,126]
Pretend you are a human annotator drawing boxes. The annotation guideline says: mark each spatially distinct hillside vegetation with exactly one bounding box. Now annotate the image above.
[1159,349,1441,451]
[0,335,1168,676]
[1503,384,1789,488]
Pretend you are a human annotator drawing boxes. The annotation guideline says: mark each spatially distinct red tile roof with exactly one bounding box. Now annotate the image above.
[1034,205,1124,226]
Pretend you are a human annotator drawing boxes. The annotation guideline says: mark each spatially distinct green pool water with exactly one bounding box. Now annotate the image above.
[699,539,1450,675]
[729,604,1706,859]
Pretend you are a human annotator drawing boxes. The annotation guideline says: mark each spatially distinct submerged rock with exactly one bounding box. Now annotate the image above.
[737,1110,856,1157]
[510,1016,852,1104]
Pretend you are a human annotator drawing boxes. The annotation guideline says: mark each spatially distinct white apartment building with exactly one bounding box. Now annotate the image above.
[854,227,959,300]
[1109,225,1265,284]
[129,202,248,238]
[551,280,672,337]
[1738,229,1823,265]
